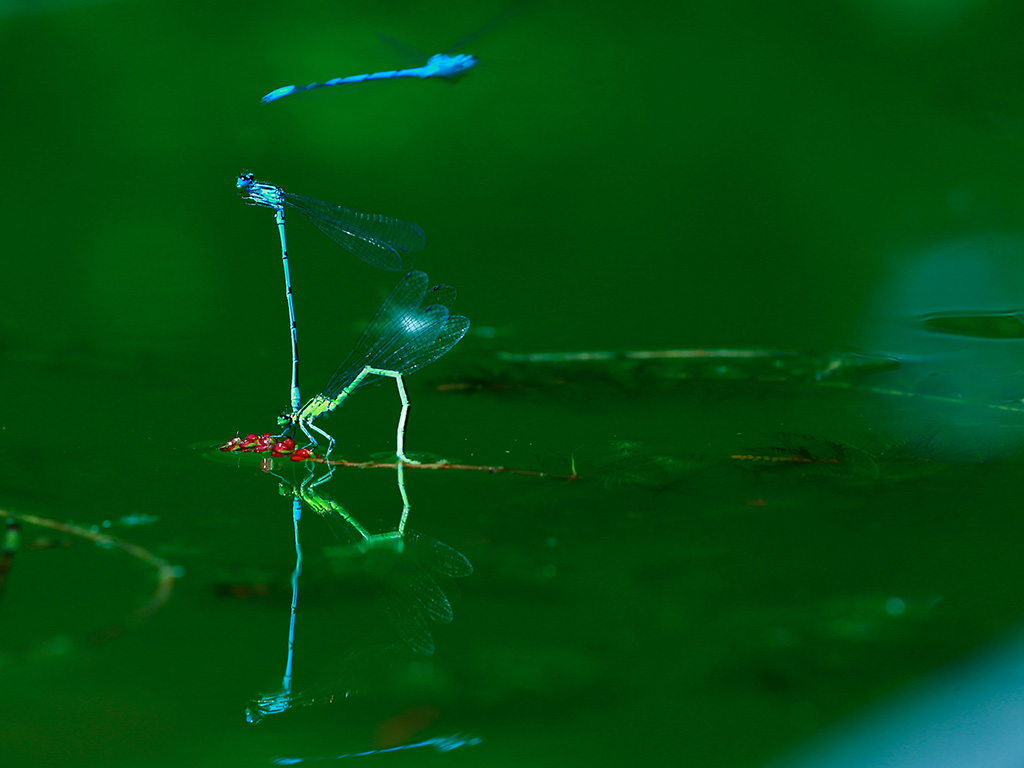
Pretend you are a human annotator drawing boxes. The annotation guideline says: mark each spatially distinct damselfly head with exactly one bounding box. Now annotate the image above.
[236,172,255,191]
[426,52,477,78]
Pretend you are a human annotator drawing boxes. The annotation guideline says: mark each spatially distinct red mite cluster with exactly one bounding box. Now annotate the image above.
[219,434,314,462]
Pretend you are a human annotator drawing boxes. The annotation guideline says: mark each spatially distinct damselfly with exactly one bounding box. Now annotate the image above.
[259,6,518,104]
[281,270,469,462]
[261,53,475,104]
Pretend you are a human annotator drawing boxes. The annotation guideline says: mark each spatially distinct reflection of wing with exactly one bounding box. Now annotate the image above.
[322,522,474,656]
[386,599,436,656]
[382,532,473,655]
[420,535,474,578]
[411,572,455,624]
[385,562,455,656]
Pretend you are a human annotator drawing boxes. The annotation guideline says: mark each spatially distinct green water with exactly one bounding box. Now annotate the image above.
[4,0,1024,765]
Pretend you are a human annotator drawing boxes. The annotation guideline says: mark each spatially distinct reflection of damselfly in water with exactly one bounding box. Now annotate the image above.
[299,464,473,655]
[271,734,483,764]
[246,464,474,724]
[291,462,410,539]
[302,467,473,656]
[281,270,470,462]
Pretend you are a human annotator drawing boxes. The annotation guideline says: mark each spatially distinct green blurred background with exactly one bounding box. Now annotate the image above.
[4,0,1024,766]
